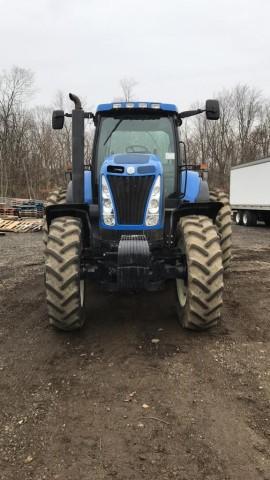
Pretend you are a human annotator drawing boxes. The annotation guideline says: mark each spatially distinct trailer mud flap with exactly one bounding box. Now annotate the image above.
[117,235,150,290]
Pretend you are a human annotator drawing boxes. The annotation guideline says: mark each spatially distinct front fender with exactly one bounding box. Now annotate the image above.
[45,204,92,247]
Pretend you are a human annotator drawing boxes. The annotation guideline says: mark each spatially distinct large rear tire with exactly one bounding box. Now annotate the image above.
[210,189,232,271]
[45,217,85,331]
[176,215,224,331]
[43,188,67,247]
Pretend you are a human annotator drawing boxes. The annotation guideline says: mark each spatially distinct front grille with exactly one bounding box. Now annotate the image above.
[108,175,154,225]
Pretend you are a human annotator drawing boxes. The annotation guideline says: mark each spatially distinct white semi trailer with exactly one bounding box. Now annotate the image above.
[230,158,270,226]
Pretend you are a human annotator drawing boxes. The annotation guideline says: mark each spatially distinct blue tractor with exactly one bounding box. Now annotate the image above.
[44,94,227,331]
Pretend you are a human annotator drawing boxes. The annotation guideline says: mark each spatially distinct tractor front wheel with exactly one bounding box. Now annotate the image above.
[176,215,224,331]
[45,217,85,331]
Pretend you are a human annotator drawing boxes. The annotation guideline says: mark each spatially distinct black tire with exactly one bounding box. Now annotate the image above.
[43,188,67,246]
[210,189,232,271]
[242,210,257,227]
[235,211,243,225]
[176,215,224,331]
[45,217,85,331]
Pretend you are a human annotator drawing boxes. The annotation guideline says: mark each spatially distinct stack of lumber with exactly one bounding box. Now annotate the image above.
[0,197,45,218]
[0,197,45,233]
[0,217,43,233]
[11,198,45,218]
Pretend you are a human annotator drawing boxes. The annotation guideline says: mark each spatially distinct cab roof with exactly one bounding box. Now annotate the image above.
[96,101,178,113]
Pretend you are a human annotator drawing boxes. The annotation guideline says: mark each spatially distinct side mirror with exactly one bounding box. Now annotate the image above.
[205,99,220,120]
[52,110,65,129]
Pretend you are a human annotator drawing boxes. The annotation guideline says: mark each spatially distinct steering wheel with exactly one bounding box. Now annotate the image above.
[126,145,150,154]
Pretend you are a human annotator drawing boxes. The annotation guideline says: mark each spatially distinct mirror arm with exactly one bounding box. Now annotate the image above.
[178,108,205,120]
[65,112,95,120]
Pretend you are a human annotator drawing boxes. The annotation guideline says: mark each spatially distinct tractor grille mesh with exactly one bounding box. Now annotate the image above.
[108,175,154,225]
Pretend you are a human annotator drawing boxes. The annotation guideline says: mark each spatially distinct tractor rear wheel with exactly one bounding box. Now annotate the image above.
[43,188,67,247]
[210,189,232,271]
[176,215,224,331]
[45,217,85,331]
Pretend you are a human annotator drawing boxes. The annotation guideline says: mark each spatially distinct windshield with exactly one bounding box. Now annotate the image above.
[96,115,176,196]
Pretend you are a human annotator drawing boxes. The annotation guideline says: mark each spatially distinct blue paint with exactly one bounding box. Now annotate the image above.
[181,170,201,202]
[101,154,162,176]
[96,102,178,113]
[84,171,93,204]
[99,154,164,230]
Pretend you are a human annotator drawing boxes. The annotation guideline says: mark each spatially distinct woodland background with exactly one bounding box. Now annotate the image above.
[1,67,269,198]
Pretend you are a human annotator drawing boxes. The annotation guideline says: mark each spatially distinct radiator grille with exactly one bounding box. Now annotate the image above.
[108,175,154,225]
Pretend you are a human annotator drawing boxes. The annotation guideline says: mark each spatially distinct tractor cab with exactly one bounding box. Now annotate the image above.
[92,102,181,232]
[90,100,219,234]
[93,102,179,200]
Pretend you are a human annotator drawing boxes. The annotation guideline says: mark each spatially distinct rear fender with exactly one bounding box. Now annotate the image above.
[66,171,93,204]
[176,202,223,221]
[181,170,201,202]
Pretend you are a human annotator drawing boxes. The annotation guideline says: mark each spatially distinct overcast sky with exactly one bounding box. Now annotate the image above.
[0,0,269,111]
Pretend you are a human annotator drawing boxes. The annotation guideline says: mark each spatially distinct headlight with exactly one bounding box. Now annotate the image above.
[145,176,161,226]
[101,176,115,226]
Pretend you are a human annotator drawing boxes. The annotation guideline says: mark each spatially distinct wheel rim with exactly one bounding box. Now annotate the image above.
[80,279,85,307]
[243,213,248,225]
[176,237,187,307]
[176,278,187,307]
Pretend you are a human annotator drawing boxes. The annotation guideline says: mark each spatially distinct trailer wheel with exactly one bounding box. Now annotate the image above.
[210,189,232,270]
[43,188,67,247]
[235,211,243,225]
[243,210,257,227]
[45,217,85,331]
[176,215,224,331]
[264,216,270,227]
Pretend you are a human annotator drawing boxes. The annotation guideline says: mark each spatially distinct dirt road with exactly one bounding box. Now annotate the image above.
[0,226,270,480]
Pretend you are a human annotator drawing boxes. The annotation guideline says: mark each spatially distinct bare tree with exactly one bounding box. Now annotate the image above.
[0,67,269,198]
[0,67,34,196]
[234,84,261,164]
[184,85,263,189]
[251,102,270,159]
[118,77,138,102]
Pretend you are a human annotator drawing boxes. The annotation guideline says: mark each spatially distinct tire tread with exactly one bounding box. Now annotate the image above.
[45,217,85,331]
[177,215,224,330]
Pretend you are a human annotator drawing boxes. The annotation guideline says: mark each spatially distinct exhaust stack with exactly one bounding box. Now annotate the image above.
[69,93,82,111]
[69,93,84,204]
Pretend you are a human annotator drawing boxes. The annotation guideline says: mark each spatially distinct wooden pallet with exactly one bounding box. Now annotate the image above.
[0,218,43,233]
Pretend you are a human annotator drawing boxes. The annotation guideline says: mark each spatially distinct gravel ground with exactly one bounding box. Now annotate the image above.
[0,225,270,480]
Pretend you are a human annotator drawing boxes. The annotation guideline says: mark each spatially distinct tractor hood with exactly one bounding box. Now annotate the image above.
[101,153,163,176]
[99,154,164,230]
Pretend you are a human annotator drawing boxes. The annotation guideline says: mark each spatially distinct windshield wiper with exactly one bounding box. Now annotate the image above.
[103,119,123,146]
